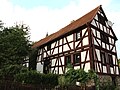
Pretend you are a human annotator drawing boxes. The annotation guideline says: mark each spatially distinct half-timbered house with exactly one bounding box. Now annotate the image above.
[32,5,119,84]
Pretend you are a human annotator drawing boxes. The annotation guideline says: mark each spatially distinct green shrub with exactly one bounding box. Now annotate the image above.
[0,64,28,80]
[15,70,42,84]
[15,71,58,87]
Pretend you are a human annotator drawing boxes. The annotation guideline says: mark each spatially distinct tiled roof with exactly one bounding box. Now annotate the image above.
[32,5,101,48]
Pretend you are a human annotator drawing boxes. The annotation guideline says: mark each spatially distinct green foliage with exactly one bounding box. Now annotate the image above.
[58,75,66,87]
[15,70,42,84]
[15,70,58,87]
[65,68,77,85]
[65,68,91,86]
[99,81,116,90]
[0,64,28,80]
[0,24,31,68]
[62,65,99,89]
[29,48,38,70]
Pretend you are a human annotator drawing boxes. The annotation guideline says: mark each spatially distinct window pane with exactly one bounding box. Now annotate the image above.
[108,54,113,66]
[101,52,106,64]
[74,53,80,64]
[101,33,109,43]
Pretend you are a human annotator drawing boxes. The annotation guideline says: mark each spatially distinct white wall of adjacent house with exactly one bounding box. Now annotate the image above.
[37,62,43,73]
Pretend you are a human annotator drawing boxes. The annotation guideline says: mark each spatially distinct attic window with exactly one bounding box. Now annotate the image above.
[97,13,106,26]
[101,33,109,43]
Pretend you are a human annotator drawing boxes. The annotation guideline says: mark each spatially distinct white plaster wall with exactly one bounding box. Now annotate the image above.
[82,28,87,36]
[84,63,90,72]
[106,44,109,50]
[51,42,56,48]
[53,47,58,54]
[94,15,98,20]
[102,42,105,48]
[61,57,64,65]
[37,62,43,73]
[95,49,101,61]
[75,41,81,48]
[81,51,86,62]
[110,67,114,74]
[97,63,100,72]
[43,52,46,57]
[83,37,88,46]
[97,31,100,38]
[51,59,56,66]
[69,42,73,49]
[92,28,96,36]
[63,44,70,51]
[94,38,98,46]
[86,51,89,61]
[100,24,103,31]
[91,20,96,26]
[74,66,80,70]
[59,39,62,45]
[67,34,73,42]
[103,66,107,73]
[97,63,102,72]
[59,67,63,74]
[116,67,119,75]
[59,46,62,53]
[112,55,116,65]
[110,30,113,36]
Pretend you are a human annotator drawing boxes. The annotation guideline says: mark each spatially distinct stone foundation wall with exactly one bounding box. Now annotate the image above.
[98,75,120,90]
[98,75,112,84]
[76,75,120,90]
[115,76,120,89]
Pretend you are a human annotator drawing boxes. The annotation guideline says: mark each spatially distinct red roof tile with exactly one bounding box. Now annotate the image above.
[32,5,101,48]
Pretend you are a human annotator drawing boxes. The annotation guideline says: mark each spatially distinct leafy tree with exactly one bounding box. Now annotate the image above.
[0,64,28,80]
[29,48,38,70]
[0,24,31,68]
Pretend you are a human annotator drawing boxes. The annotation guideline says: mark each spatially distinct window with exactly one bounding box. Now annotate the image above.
[101,33,109,43]
[75,31,81,41]
[65,55,71,65]
[101,52,106,64]
[108,54,113,66]
[47,44,51,51]
[74,53,80,64]
[98,13,106,26]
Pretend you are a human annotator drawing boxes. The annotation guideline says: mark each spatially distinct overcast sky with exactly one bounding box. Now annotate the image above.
[0,0,120,58]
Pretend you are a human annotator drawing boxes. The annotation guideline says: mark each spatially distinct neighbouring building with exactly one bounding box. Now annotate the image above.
[32,5,120,85]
